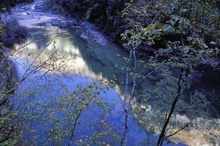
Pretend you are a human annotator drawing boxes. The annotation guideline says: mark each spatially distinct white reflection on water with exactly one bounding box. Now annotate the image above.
[13,27,127,84]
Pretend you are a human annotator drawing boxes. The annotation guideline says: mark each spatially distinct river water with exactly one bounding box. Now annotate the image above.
[7,0,219,145]
[9,1,153,145]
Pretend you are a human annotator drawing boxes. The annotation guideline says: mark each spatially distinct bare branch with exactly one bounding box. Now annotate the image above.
[164,122,190,140]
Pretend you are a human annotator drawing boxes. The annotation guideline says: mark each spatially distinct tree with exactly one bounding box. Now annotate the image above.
[0,14,123,145]
[121,0,219,145]
[52,0,129,38]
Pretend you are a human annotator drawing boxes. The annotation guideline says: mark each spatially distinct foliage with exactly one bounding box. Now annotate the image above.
[50,0,129,38]
[0,103,20,145]
[121,0,219,53]
[0,0,33,11]
[120,0,220,145]
[0,78,123,145]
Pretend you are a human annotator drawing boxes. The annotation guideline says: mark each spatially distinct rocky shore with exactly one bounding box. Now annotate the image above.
[10,0,109,46]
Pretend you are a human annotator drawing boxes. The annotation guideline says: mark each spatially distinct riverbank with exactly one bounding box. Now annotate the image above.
[9,0,109,47]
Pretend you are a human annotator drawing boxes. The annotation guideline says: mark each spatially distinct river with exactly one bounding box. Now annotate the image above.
[9,0,151,145]
[7,0,220,145]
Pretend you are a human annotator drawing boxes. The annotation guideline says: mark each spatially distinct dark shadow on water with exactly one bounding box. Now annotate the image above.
[189,68,220,118]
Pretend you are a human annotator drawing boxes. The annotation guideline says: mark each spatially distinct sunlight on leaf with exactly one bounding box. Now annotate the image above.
[1,8,6,11]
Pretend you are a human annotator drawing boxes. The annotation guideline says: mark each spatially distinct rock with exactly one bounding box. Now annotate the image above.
[60,21,68,28]
[51,19,60,26]
[35,5,43,12]
[67,19,77,26]
[74,26,81,29]
[1,46,10,56]
[26,12,31,15]
[80,33,88,40]
[95,37,107,46]
[89,30,108,46]
[51,5,61,14]
[66,20,73,26]
[51,19,76,28]
[21,6,30,11]
[60,8,66,14]
[19,9,25,12]
[30,5,35,11]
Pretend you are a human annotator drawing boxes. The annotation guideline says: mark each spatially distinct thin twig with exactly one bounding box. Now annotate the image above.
[164,122,190,140]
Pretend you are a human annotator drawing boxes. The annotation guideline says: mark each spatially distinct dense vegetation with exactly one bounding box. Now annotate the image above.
[0,1,31,145]
[0,0,33,11]
[119,0,220,145]
[53,0,220,52]
[0,0,31,47]
[50,0,129,39]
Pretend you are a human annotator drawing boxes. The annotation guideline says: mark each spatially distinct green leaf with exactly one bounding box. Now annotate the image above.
[1,8,6,11]
[192,40,196,45]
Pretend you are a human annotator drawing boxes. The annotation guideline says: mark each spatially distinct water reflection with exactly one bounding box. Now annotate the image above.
[14,26,126,86]
[11,19,220,145]
[11,24,154,145]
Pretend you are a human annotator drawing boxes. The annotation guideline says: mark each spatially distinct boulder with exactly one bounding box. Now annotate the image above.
[66,19,77,26]
[21,5,30,11]
[19,8,25,12]
[26,12,31,15]
[34,4,43,12]
[94,36,107,46]
[51,19,60,26]
[60,21,68,28]
[51,19,77,28]
[89,30,108,46]
[80,33,88,40]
